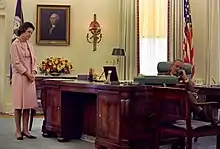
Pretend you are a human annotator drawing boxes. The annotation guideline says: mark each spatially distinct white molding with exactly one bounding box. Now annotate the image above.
[0,0,6,10]
[0,13,5,16]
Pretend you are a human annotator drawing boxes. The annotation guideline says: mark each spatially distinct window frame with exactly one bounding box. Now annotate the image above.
[136,0,171,74]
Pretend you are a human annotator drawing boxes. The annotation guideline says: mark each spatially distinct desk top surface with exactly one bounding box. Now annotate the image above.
[44,78,137,86]
[196,84,220,89]
[35,74,77,78]
[42,78,147,92]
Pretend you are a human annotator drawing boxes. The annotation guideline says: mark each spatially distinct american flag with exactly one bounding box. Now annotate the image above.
[10,0,24,84]
[183,0,195,78]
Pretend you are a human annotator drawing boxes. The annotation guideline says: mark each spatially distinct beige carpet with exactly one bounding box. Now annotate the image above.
[0,117,217,149]
[0,118,94,149]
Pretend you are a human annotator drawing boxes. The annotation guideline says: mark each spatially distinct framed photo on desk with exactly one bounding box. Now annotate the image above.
[36,5,70,46]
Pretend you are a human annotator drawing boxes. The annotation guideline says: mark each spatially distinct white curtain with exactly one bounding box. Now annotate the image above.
[118,0,137,80]
[168,0,184,61]
[205,0,220,84]
[139,0,168,75]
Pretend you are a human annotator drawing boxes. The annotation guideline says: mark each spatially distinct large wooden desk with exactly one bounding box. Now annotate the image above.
[35,75,76,88]
[40,79,155,149]
[175,84,220,102]
[196,85,220,102]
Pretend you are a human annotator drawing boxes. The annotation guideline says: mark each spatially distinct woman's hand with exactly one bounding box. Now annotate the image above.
[23,72,34,82]
[28,74,35,82]
[32,70,37,75]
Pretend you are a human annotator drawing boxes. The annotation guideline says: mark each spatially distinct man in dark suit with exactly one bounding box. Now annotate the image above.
[168,59,218,125]
[41,13,66,41]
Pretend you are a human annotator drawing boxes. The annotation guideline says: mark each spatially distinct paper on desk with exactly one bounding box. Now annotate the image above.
[45,78,74,81]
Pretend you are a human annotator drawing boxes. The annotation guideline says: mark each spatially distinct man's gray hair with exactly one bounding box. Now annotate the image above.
[50,13,60,21]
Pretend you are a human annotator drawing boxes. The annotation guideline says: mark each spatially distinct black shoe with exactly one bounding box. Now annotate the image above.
[22,131,37,139]
[42,132,51,138]
[15,132,23,140]
[17,136,23,140]
[210,119,220,127]
[198,110,219,126]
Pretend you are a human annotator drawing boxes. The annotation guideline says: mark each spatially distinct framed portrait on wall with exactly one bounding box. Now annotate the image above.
[36,5,70,46]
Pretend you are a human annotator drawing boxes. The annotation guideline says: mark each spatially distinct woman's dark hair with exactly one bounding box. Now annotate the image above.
[17,22,35,36]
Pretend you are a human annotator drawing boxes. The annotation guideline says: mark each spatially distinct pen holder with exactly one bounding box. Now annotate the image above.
[104,70,112,84]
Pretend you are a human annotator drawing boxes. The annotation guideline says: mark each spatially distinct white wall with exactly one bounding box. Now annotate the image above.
[0,15,6,112]
[192,0,220,84]
[6,0,120,74]
[191,0,208,80]
[1,0,120,113]
[0,0,218,113]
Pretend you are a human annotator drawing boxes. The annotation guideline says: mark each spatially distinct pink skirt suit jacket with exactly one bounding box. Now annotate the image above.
[10,39,38,110]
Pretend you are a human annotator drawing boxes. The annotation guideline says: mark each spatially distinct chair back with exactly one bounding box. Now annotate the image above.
[157,61,192,76]
[152,86,192,130]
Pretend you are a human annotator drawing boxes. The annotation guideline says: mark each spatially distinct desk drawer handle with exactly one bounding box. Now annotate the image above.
[57,106,60,110]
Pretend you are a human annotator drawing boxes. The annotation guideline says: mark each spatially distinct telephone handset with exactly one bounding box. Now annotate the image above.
[177,69,184,77]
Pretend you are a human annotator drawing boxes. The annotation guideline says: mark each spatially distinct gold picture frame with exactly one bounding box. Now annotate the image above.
[36,5,70,46]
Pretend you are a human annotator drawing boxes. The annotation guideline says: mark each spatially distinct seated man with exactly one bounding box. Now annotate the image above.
[167,59,217,125]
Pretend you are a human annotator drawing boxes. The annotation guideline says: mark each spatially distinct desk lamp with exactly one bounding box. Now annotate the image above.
[112,48,126,80]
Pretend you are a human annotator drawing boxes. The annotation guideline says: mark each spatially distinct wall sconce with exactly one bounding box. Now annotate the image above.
[86,14,102,51]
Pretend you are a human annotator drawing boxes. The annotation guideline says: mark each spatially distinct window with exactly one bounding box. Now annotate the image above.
[139,0,168,75]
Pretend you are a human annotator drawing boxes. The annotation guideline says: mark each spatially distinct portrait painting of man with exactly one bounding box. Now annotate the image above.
[36,5,70,45]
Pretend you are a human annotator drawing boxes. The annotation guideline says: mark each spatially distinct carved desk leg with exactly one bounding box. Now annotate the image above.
[41,89,52,138]
[95,90,131,149]
[95,144,107,149]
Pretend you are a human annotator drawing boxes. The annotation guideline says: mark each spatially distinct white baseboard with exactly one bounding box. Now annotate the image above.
[3,103,13,114]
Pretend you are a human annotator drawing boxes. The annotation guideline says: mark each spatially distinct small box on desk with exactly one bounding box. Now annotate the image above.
[77,74,105,82]
[77,74,89,81]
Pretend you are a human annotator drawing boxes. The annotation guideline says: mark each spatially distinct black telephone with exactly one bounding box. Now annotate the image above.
[177,69,185,83]
[177,69,184,77]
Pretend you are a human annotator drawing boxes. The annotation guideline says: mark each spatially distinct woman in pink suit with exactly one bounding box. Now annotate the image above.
[10,22,37,140]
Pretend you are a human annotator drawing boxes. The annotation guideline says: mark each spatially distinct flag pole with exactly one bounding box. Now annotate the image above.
[10,0,24,84]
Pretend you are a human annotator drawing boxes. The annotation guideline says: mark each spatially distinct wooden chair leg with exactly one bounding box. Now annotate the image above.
[194,136,198,142]
[186,137,192,149]
[180,137,185,149]
[29,109,36,131]
[217,135,220,149]
[154,131,159,149]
